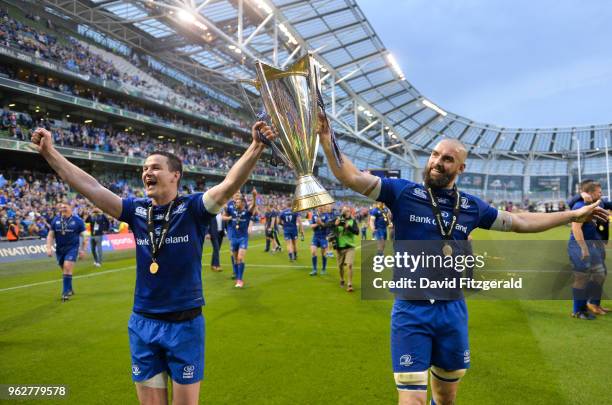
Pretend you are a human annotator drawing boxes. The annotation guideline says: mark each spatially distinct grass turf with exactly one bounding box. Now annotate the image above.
[0,226,610,404]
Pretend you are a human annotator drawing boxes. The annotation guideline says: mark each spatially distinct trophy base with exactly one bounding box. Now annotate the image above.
[292,175,335,212]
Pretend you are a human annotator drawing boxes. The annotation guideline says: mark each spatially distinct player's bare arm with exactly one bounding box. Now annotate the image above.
[46,230,54,257]
[79,232,87,259]
[502,200,608,233]
[249,189,258,215]
[207,122,275,209]
[571,222,590,259]
[31,128,122,219]
[317,112,381,197]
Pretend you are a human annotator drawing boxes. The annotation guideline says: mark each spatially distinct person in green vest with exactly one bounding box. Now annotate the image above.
[334,206,359,292]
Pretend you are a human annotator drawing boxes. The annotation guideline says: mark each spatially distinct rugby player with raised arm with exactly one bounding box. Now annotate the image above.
[316,112,607,405]
[31,122,275,405]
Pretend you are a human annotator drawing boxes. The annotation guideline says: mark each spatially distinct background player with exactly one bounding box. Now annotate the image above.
[85,207,109,267]
[32,121,275,405]
[309,206,330,276]
[370,201,391,256]
[568,181,608,318]
[223,189,258,288]
[317,112,606,405]
[46,202,86,301]
[568,179,612,315]
[263,204,279,253]
[279,205,303,262]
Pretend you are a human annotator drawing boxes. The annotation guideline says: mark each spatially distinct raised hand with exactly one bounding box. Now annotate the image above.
[31,127,54,155]
[571,200,608,223]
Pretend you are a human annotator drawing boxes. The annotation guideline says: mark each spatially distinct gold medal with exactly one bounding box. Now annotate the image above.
[149,261,159,274]
[442,243,453,257]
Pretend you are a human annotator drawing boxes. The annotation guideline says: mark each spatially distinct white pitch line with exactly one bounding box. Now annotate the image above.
[0,241,358,292]
[0,266,134,292]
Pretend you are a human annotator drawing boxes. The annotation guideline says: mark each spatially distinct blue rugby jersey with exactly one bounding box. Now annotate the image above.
[569,200,603,241]
[119,193,215,313]
[279,209,299,233]
[370,207,390,230]
[264,210,274,229]
[377,178,499,300]
[311,212,331,239]
[226,205,253,240]
[50,215,85,252]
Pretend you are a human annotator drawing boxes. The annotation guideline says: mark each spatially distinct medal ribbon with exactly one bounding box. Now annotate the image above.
[147,198,177,263]
[425,184,461,241]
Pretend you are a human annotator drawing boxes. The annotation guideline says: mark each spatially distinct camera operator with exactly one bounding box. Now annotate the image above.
[333,206,359,292]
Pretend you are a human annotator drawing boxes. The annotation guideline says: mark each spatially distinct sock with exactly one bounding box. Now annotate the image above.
[590,281,603,306]
[289,252,293,260]
[430,399,436,405]
[377,250,383,256]
[232,262,238,277]
[238,263,245,281]
[322,256,327,271]
[573,288,587,313]
[62,274,72,294]
[294,252,298,260]
[312,256,317,271]
[265,239,270,252]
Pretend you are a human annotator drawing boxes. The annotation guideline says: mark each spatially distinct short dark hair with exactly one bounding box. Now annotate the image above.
[148,150,183,186]
[579,179,594,192]
[584,181,601,194]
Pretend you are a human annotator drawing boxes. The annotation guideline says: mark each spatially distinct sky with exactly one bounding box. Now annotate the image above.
[357,0,612,128]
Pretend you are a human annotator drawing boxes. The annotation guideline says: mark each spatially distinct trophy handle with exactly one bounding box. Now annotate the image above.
[236,78,293,169]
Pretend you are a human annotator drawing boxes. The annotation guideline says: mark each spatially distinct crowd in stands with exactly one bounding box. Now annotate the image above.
[0,63,249,142]
[0,108,290,179]
[0,9,248,128]
[0,168,368,241]
[0,169,136,240]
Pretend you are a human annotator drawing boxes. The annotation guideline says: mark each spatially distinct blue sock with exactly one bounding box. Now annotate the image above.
[238,262,245,280]
[573,288,587,313]
[430,399,436,405]
[232,262,238,277]
[322,256,327,271]
[289,252,293,260]
[590,281,602,306]
[265,239,270,251]
[62,275,72,294]
[585,280,602,306]
[312,256,317,271]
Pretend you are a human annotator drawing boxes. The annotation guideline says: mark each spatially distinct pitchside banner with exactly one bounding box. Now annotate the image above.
[361,240,611,300]
[0,233,136,264]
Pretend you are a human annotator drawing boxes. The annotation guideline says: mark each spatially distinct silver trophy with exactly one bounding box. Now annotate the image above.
[242,53,335,212]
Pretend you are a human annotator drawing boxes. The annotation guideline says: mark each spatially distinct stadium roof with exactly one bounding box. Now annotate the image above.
[41,0,612,167]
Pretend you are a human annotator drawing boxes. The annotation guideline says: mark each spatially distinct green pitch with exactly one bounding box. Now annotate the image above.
[0,226,610,404]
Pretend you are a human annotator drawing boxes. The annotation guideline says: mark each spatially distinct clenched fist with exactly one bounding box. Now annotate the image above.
[252,121,276,145]
[31,127,54,155]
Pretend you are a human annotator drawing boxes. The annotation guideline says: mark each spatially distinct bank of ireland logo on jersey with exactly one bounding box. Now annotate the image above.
[183,364,195,379]
[463,350,470,363]
[399,354,414,367]
[132,365,141,376]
